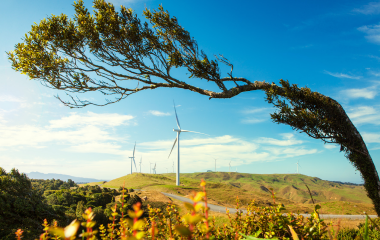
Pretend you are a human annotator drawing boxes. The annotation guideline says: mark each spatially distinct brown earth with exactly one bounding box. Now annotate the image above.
[115,190,173,203]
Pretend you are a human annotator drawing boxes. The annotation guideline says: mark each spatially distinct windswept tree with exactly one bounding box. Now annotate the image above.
[7,0,380,216]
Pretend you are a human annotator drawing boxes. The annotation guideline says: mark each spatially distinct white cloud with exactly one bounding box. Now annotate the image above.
[241,118,267,124]
[137,133,318,173]
[323,144,338,149]
[48,111,134,128]
[66,142,125,155]
[324,71,361,79]
[358,24,380,44]
[340,88,377,99]
[0,95,24,102]
[353,2,380,15]
[148,110,171,116]
[254,133,305,146]
[0,124,121,148]
[347,106,380,126]
[242,107,271,114]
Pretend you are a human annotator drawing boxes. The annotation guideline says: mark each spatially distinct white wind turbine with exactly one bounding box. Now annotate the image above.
[229,161,231,173]
[153,163,157,174]
[139,157,142,173]
[168,101,208,186]
[213,158,218,172]
[296,160,301,174]
[149,162,153,174]
[128,142,137,174]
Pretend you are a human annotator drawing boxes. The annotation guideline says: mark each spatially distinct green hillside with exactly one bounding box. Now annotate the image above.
[100,172,374,214]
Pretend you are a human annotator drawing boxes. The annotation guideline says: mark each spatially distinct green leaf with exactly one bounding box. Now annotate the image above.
[174,225,191,236]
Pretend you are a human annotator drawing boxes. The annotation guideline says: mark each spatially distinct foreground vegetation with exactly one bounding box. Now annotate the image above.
[13,178,380,239]
[1,168,378,239]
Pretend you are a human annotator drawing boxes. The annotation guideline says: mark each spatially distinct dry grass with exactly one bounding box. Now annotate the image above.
[94,172,376,215]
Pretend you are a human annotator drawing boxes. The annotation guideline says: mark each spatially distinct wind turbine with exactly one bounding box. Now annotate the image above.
[296,161,301,174]
[213,158,218,172]
[139,157,142,173]
[128,142,137,174]
[153,163,157,174]
[172,161,174,173]
[168,101,208,186]
[229,161,231,173]
[149,162,153,174]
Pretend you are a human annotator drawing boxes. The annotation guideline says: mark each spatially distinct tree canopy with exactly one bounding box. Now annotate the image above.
[7,0,380,217]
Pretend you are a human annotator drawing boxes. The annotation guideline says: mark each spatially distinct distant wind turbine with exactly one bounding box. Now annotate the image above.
[128,142,137,174]
[168,101,208,186]
[139,157,142,173]
[213,158,218,172]
[172,161,174,173]
[229,161,231,173]
[153,163,157,174]
[296,161,301,174]
[149,162,153,174]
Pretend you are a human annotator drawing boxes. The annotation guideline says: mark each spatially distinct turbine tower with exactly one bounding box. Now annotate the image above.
[153,163,157,174]
[229,161,231,173]
[139,157,142,173]
[128,142,137,174]
[213,158,218,172]
[168,101,208,186]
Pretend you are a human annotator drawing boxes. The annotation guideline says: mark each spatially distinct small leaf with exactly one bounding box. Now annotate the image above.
[184,202,195,212]
[175,225,192,236]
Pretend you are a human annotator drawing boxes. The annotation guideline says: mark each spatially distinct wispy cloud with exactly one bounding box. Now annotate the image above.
[358,24,380,44]
[290,44,314,50]
[347,105,380,126]
[0,112,135,155]
[340,88,377,99]
[241,107,272,124]
[368,55,380,61]
[48,111,134,129]
[0,95,24,102]
[148,110,171,116]
[241,118,266,124]
[242,107,271,114]
[254,133,305,146]
[353,2,380,15]
[324,71,361,79]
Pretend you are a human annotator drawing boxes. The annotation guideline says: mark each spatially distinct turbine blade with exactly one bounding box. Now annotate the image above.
[180,130,209,136]
[133,157,137,171]
[173,101,181,129]
[168,137,178,158]
[133,142,136,157]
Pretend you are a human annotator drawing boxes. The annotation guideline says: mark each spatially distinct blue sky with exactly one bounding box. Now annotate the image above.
[1,0,380,183]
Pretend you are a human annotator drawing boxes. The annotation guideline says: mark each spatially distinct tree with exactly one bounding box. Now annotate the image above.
[0,168,59,240]
[7,0,380,216]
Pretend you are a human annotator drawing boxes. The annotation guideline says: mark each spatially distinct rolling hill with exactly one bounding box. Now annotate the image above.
[100,172,374,215]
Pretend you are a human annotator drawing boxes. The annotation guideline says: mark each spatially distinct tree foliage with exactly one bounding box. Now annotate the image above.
[0,168,59,240]
[7,0,380,217]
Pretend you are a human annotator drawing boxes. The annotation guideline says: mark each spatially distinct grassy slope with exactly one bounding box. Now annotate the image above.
[99,172,374,214]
